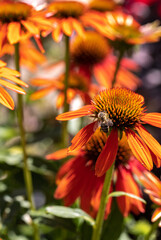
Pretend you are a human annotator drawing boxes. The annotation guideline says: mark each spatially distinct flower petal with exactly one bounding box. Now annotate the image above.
[62,19,73,36]
[21,20,39,35]
[30,86,55,100]
[126,129,153,171]
[141,113,161,128]
[68,121,96,152]
[56,105,95,121]
[136,124,161,165]
[0,86,14,110]
[7,22,21,44]
[95,128,118,177]
[152,208,161,222]
[0,79,25,94]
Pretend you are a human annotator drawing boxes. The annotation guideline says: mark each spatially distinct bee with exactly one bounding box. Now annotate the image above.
[97,111,113,133]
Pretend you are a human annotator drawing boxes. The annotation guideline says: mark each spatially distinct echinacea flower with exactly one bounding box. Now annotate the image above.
[83,11,161,51]
[30,63,98,108]
[0,60,28,110]
[0,39,46,72]
[47,129,145,217]
[71,31,141,90]
[44,0,87,42]
[140,171,161,227]
[0,0,51,49]
[56,88,161,176]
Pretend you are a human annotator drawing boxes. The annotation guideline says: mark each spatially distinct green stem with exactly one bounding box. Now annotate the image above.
[112,50,124,88]
[14,43,40,240]
[62,35,70,146]
[144,218,161,240]
[91,163,115,240]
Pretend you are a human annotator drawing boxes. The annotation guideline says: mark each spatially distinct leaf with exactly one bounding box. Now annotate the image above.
[102,199,124,240]
[46,206,95,226]
[108,191,146,204]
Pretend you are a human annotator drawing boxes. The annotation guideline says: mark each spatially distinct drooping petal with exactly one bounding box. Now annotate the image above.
[136,124,161,163]
[46,148,68,160]
[7,22,21,44]
[126,129,153,170]
[151,208,161,222]
[62,19,73,36]
[0,86,14,110]
[0,79,26,94]
[21,20,39,35]
[72,19,85,37]
[52,25,62,42]
[68,121,96,152]
[141,113,161,128]
[56,105,95,121]
[95,128,118,177]
[30,86,55,100]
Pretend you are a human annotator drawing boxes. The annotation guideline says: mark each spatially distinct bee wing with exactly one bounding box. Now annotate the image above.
[93,121,99,132]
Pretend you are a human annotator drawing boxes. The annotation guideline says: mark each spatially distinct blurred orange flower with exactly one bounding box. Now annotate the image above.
[140,171,161,227]
[47,130,145,218]
[83,11,161,50]
[0,60,28,110]
[71,31,141,90]
[0,39,46,72]
[0,0,51,49]
[44,0,88,42]
[57,88,161,176]
[30,63,98,108]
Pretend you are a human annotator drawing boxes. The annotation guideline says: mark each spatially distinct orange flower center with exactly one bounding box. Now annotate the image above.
[84,128,131,167]
[59,71,89,91]
[48,1,85,18]
[0,2,32,23]
[89,0,118,12]
[71,31,110,65]
[92,88,145,130]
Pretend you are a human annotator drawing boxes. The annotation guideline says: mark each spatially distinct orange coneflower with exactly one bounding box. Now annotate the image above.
[0,0,51,49]
[140,171,161,227]
[56,88,161,176]
[30,63,98,108]
[83,10,161,50]
[44,0,88,42]
[47,130,145,218]
[71,31,141,90]
[0,60,28,110]
[0,39,46,72]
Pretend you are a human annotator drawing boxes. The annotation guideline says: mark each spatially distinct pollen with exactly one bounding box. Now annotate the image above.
[0,2,32,23]
[92,88,145,130]
[71,31,110,65]
[48,1,85,18]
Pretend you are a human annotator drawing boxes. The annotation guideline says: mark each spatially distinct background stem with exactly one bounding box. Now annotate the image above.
[14,43,40,240]
[112,50,124,88]
[62,35,70,146]
[91,163,115,240]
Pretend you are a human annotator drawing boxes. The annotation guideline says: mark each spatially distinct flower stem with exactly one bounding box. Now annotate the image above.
[62,35,70,146]
[14,43,40,240]
[91,163,114,240]
[112,50,124,87]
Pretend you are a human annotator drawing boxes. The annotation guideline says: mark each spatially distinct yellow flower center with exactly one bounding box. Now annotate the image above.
[89,0,118,12]
[92,88,145,130]
[48,1,85,18]
[0,2,32,23]
[71,31,110,65]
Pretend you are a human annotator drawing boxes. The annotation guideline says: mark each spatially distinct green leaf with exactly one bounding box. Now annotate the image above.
[102,199,124,240]
[108,191,146,204]
[46,206,95,226]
